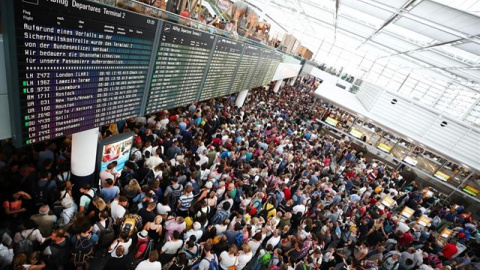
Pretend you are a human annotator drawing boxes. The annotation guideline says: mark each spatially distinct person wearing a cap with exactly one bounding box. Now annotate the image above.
[134,230,149,260]
[60,197,77,226]
[30,205,57,237]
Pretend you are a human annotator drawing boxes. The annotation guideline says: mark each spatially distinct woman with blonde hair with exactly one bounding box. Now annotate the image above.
[237,243,253,270]
[219,245,238,270]
[144,215,163,244]
[124,179,141,204]
[87,197,107,222]
[13,252,46,270]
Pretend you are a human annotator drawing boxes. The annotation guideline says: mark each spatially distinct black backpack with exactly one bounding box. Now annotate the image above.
[95,217,115,248]
[14,229,35,254]
[168,184,183,209]
[33,179,54,206]
[82,192,96,215]
[72,234,94,267]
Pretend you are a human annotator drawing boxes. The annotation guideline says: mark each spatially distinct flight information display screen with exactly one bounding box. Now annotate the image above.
[4,0,295,147]
[250,49,272,88]
[231,45,261,93]
[262,52,283,86]
[146,22,215,113]
[7,0,157,145]
[199,38,244,101]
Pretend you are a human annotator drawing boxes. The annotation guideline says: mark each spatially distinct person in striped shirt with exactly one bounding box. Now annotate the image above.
[177,185,194,217]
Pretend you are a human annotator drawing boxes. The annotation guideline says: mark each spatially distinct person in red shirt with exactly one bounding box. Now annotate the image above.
[399,229,415,247]
[442,240,459,260]
[323,155,331,167]
[282,183,292,201]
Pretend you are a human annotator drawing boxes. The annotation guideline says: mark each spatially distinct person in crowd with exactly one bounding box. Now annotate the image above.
[0,83,478,270]
[136,250,162,270]
[30,205,57,237]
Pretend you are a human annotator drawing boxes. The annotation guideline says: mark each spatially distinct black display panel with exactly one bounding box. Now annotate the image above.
[262,52,283,86]
[4,0,157,145]
[230,45,261,94]
[146,22,215,113]
[250,49,272,88]
[199,38,244,101]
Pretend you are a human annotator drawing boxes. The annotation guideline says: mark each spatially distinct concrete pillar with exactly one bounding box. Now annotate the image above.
[71,128,99,196]
[235,90,248,108]
[273,80,282,93]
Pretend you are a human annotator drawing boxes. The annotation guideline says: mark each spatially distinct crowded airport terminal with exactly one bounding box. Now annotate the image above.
[0,0,479,270]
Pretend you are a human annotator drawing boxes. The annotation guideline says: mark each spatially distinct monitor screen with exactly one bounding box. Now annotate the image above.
[463,185,479,196]
[434,171,450,181]
[349,129,364,139]
[377,142,392,153]
[325,117,338,126]
[403,156,418,166]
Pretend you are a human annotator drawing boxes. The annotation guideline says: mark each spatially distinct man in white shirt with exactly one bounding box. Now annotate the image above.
[135,249,162,270]
[266,229,281,248]
[160,231,183,264]
[111,196,128,225]
[184,222,203,242]
[292,200,307,215]
[100,163,117,187]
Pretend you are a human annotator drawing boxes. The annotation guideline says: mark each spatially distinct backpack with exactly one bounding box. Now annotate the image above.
[168,184,183,208]
[135,237,153,260]
[33,178,54,206]
[96,217,115,248]
[184,244,202,266]
[258,252,271,266]
[383,220,394,234]
[203,254,219,270]
[140,170,155,186]
[235,232,244,247]
[72,234,94,267]
[82,192,96,215]
[121,214,138,237]
[259,204,274,220]
[15,229,34,254]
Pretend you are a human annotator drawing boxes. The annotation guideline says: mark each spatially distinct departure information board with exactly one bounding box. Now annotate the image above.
[146,22,215,113]
[250,49,272,87]
[6,0,157,145]
[231,45,261,93]
[199,38,244,101]
[3,0,297,147]
[262,52,283,86]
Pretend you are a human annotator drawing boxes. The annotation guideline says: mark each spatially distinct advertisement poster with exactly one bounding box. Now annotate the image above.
[98,132,134,173]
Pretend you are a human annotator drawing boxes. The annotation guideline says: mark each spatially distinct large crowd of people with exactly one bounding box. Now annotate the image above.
[0,80,478,270]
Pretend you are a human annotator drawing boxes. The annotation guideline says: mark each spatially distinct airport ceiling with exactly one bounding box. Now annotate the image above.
[247,0,480,124]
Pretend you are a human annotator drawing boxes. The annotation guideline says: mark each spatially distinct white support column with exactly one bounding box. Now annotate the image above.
[235,90,248,108]
[71,128,99,197]
[273,80,282,93]
[289,77,296,86]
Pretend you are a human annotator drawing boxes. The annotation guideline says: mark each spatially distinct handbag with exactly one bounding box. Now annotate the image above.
[228,256,238,270]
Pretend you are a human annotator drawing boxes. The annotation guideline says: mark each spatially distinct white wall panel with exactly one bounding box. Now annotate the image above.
[357,82,383,111]
[272,63,302,81]
[422,117,467,150]
[452,130,480,161]
[325,81,480,171]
